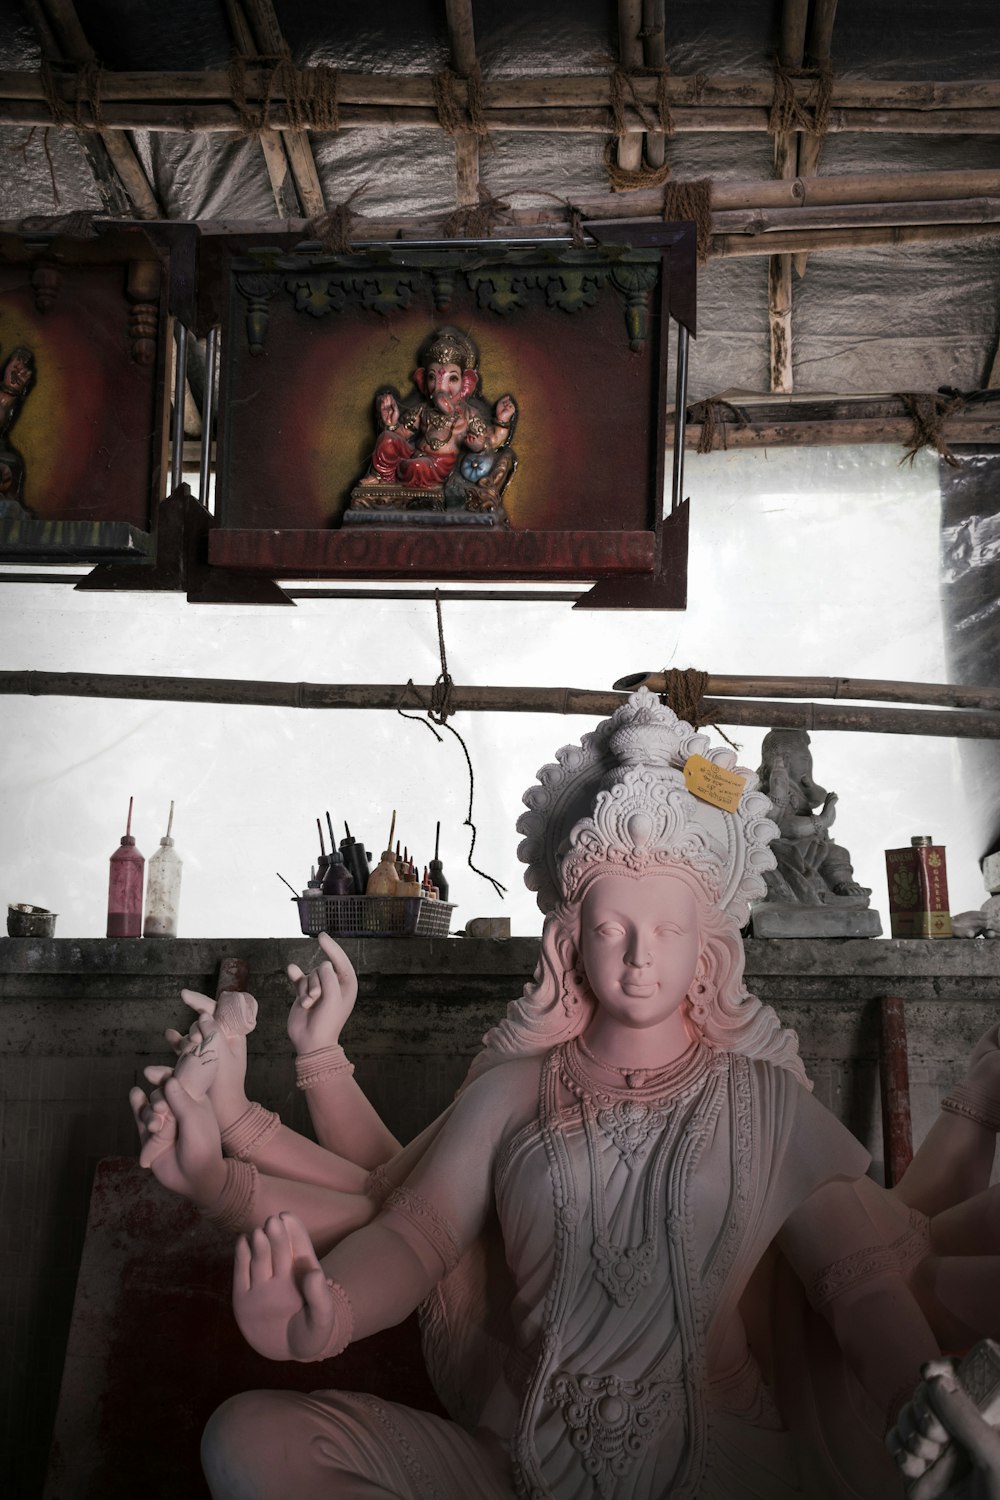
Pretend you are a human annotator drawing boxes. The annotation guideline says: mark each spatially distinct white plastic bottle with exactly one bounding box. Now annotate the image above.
[144,801,182,937]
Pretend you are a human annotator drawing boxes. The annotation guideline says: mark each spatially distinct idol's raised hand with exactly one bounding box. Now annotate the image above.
[233,1212,342,1362]
[286,932,358,1054]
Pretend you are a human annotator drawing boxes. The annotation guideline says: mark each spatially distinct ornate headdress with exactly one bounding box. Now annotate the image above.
[419,326,479,372]
[517,688,778,928]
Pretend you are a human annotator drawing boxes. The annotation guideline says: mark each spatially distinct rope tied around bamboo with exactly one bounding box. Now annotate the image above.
[689,397,751,454]
[39,56,106,131]
[306,182,368,254]
[228,47,340,135]
[659,667,740,751]
[663,179,713,264]
[442,187,510,239]
[768,58,834,139]
[432,64,491,143]
[604,66,674,193]
[896,391,967,468]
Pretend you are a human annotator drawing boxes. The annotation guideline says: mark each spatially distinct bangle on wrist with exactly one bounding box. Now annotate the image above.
[221,1102,281,1159]
[296,1044,355,1091]
[320,1278,354,1360]
[201,1158,258,1232]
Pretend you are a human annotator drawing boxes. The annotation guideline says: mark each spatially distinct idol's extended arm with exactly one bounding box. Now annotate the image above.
[285,932,402,1167]
[131,1066,376,1254]
[888,1355,1000,1500]
[894,1028,1000,1219]
[154,1004,371,1194]
[231,1057,539,1363]
[778,1176,940,1430]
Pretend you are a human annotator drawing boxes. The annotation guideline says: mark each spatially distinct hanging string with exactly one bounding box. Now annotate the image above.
[394,595,506,899]
[441,187,510,239]
[690,396,751,454]
[306,181,369,252]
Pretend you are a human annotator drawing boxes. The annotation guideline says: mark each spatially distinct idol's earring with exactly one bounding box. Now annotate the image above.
[560,963,588,1015]
[686,962,716,1028]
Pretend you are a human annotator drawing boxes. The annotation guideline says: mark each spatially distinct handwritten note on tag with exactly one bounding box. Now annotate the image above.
[683,754,747,814]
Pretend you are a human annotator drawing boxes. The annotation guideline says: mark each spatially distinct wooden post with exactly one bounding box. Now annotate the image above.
[770,0,807,392]
[878,995,914,1188]
[641,0,666,169]
[795,0,840,276]
[444,0,481,211]
[617,0,644,173]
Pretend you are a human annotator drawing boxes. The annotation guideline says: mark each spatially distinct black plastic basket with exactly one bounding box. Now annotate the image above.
[295,894,455,938]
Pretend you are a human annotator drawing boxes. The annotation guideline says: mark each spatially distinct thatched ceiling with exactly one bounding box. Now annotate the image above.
[1,0,1000,407]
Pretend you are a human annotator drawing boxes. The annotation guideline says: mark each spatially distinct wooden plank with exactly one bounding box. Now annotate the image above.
[206,527,657,579]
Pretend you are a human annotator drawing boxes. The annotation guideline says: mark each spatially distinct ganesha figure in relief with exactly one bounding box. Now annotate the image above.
[347,325,517,527]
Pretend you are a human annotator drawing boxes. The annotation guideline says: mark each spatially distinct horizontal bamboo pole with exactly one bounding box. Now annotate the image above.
[6,67,1000,113]
[673,416,1000,449]
[4,94,1000,135]
[4,670,1000,738]
[711,221,1000,256]
[619,672,1000,711]
[713,196,1000,235]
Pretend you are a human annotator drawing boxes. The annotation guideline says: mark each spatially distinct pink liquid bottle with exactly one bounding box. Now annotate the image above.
[107,795,145,938]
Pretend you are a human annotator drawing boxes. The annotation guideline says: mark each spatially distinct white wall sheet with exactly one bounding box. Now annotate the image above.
[0,444,986,939]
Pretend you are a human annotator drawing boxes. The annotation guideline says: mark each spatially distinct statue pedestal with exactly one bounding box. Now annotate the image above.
[751,902,883,938]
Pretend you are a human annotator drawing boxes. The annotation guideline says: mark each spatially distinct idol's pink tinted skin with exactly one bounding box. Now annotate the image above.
[578,872,701,1069]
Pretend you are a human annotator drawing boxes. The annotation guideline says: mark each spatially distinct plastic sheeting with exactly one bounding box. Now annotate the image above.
[3,2,1000,395]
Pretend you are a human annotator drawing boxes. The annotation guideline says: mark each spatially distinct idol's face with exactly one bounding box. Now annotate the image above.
[578,872,702,1031]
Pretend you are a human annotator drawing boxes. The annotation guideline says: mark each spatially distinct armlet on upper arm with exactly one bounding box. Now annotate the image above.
[805,1210,929,1312]
[382,1185,461,1275]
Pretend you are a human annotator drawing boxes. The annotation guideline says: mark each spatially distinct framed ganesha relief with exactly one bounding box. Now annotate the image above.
[208,232,695,608]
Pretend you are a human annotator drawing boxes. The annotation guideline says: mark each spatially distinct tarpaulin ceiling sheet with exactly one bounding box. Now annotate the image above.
[1,0,998,398]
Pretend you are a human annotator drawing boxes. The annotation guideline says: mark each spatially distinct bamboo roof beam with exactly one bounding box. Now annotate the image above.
[711,221,1000,256]
[444,0,482,211]
[21,0,160,219]
[7,94,1000,135]
[6,68,1000,113]
[795,0,839,276]
[219,0,299,219]
[240,0,326,219]
[670,414,1000,451]
[641,0,666,169]
[616,0,644,175]
[769,0,807,393]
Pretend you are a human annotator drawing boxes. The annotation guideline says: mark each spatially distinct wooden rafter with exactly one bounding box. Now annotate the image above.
[237,0,326,219]
[444,0,481,210]
[219,0,298,219]
[794,0,839,276]
[5,68,1000,131]
[769,0,806,394]
[616,0,644,175]
[20,0,160,219]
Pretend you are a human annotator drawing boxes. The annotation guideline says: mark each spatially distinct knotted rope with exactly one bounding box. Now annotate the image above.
[394,596,506,899]
[441,187,510,239]
[662,178,713,264]
[896,392,966,468]
[228,47,340,135]
[659,667,740,751]
[604,66,673,192]
[433,64,491,143]
[39,56,105,130]
[306,182,368,253]
[768,59,833,139]
[690,397,750,454]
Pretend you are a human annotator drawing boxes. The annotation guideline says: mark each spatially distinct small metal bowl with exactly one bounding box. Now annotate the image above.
[7,903,57,938]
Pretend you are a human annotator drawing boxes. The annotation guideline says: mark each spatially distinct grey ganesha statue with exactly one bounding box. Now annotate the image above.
[752,727,882,937]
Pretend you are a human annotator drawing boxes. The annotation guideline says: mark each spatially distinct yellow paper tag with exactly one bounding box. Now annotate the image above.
[682,754,747,814]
